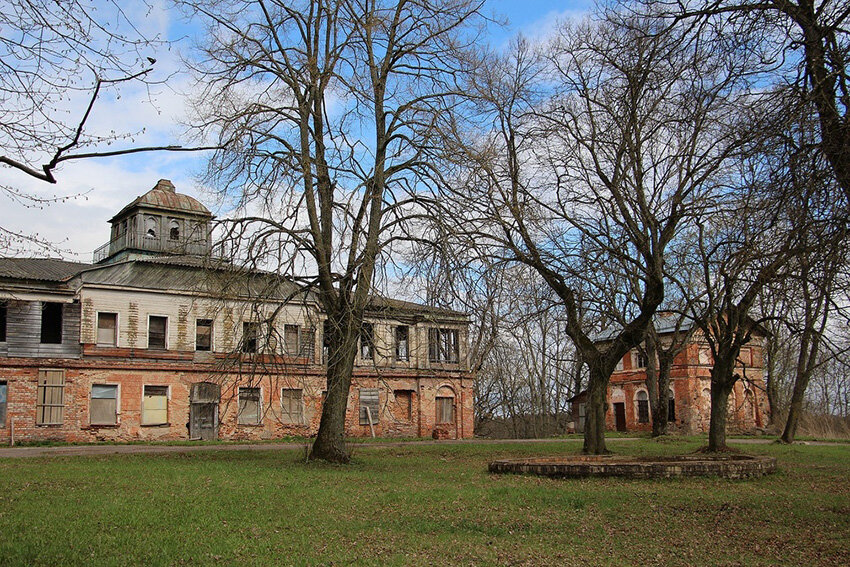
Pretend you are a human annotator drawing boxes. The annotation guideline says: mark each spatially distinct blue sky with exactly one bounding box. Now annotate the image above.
[1,0,593,260]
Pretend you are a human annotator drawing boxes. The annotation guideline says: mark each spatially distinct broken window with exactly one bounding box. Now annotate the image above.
[145,215,158,238]
[90,384,118,426]
[394,390,412,421]
[637,391,649,423]
[0,381,6,426]
[395,326,409,361]
[169,219,180,240]
[143,385,169,425]
[300,326,316,362]
[36,369,65,425]
[242,322,259,353]
[196,319,213,351]
[436,396,454,424]
[148,316,167,349]
[96,312,117,346]
[284,324,300,356]
[0,302,6,342]
[359,388,379,425]
[281,388,303,424]
[360,322,374,361]
[238,387,261,425]
[428,328,459,363]
[40,302,63,344]
[634,351,648,369]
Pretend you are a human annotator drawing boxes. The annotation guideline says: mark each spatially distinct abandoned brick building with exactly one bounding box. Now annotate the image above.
[571,321,769,434]
[0,179,474,443]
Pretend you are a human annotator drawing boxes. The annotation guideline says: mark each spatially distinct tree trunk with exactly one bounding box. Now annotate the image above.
[651,356,672,437]
[311,310,360,463]
[583,367,609,454]
[707,361,735,451]
[781,339,818,444]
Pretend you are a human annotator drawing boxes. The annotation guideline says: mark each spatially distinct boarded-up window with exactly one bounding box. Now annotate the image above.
[429,328,459,363]
[0,302,6,342]
[637,391,649,423]
[97,312,117,346]
[238,387,261,425]
[395,326,409,361]
[300,326,316,362]
[0,381,6,426]
[739,347,753,366]
[196,319,212,351]
[91,384,118,425]
[143,385,168,425]
[148,316,167,349]
[359,388,379,425]
[281,388,303,424]
[284,325,300,356]
[436,396,454,424]
[40,302,63,344]
[360,323,374,361]
[242,322,259,353]
[394,390,412,421]
[36,369,65,425]
[699,347,712,365]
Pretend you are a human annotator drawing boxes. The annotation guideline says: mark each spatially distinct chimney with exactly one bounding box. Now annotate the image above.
[154,179,175,193]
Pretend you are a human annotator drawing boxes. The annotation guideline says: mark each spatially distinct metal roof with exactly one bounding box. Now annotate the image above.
[109,179,212,222]
[0,258,92,282]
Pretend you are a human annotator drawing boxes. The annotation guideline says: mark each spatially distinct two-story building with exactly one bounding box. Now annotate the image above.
[0,180,474,443]
[571,320,769,434]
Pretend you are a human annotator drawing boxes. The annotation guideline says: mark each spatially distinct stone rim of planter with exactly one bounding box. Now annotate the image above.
[488,453,777,479]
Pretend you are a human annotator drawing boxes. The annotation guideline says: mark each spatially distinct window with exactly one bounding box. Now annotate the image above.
[395,326,409,361]
[429,328,459,363]
[436,396,454,424]
[0,381,6,426]
[169,219,180,240]
[96,312,117,346]
[634,351,648,369]
[359,388,379,425]
[242,322,259,353]
[284,324,300,356]
[40,302,63,344]
[238,387,261,425]
[36,369,65,425]
[394,390,412,421]
[668,392,676,422]
[90,384,118,425]
[281,388,303,424]
[739,347,753,366]
[148,316,167,349]
[196,319,213,351]
[637,391,649,423]
[145,215,158,238]
[360,322,374,361]
[0,302,6,342]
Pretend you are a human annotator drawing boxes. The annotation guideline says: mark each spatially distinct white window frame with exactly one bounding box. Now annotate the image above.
[280,387,304,424]
[142,384,170,426]
[95,310,119,347]
[238,386,262,425]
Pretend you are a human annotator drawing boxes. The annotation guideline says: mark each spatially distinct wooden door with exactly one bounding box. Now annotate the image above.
[614,402,627,432]
[190,382,220,440]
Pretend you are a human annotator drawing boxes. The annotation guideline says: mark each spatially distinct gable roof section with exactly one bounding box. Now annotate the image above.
[0,258,92,282]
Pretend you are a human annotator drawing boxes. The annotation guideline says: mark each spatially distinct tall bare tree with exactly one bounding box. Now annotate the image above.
[436,10,753,453]
[184,0,484,462]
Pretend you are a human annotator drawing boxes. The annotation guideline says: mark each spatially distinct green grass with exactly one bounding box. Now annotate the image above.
[0,439,847,566]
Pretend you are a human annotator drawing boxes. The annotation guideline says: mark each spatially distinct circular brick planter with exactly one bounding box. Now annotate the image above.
[489,454,776,479]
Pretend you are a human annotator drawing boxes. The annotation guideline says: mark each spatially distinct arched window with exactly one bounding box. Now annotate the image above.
[145,216,158,238]
[169,219,180,240]
[636,390,649,423]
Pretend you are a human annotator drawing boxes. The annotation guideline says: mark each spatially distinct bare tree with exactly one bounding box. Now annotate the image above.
[0,0,218,254]
[436,10,753,453]
[183,0,485,462]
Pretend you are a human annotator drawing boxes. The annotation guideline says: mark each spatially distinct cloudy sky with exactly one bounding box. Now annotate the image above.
[1,0,591,261]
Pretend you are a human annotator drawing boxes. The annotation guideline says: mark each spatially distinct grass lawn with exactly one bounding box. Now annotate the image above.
[0,439,847,566]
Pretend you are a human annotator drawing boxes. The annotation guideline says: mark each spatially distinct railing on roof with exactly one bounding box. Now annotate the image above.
[92,229,213,263]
